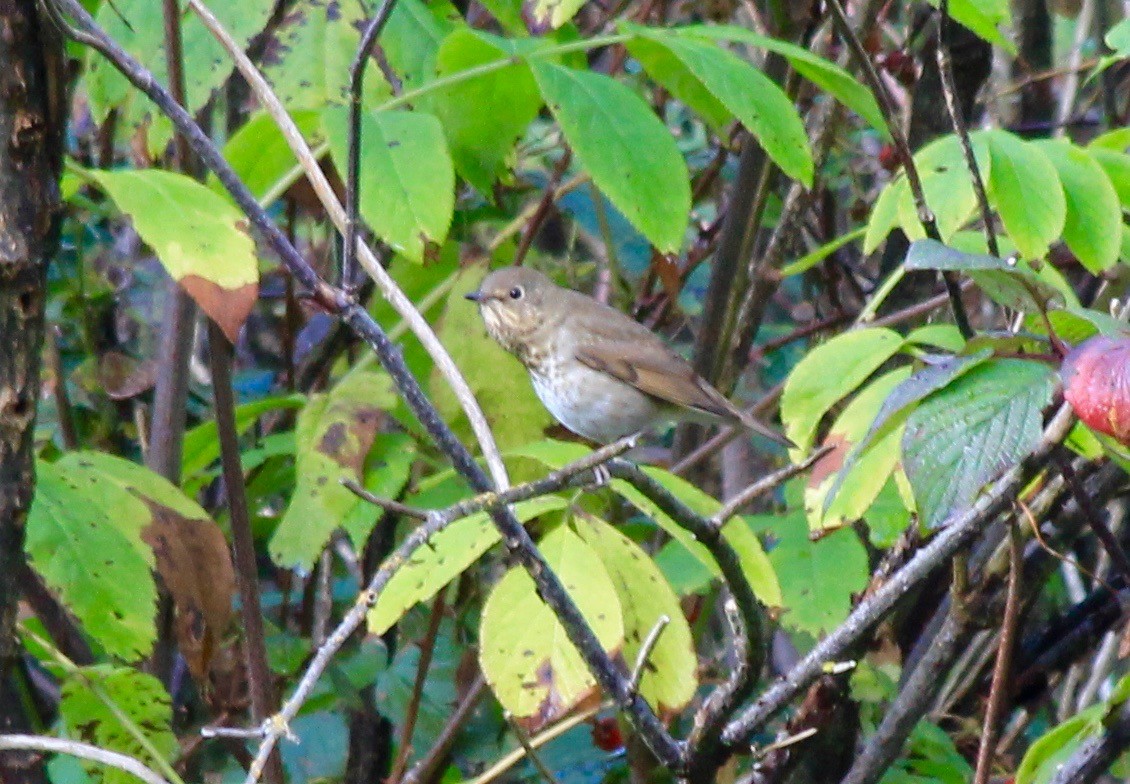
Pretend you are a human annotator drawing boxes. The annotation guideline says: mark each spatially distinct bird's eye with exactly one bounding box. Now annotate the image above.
[509,286,524,300]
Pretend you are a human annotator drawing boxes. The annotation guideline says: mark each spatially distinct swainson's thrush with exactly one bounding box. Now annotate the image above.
[466,267,790,446]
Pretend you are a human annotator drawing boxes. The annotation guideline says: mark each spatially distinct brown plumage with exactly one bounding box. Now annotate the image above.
[466,267,790,447]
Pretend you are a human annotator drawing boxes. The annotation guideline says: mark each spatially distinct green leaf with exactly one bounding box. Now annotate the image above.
[271,372,397,569]
[905,237,1005,270]
[431,30,543,192]
[677,25,889,136]
[926,0,1015,52]
[182,393,305,481]
[864,174,906,253]
[323,107,454,262]
[627,34,732,132]
[809,368,912,531]
[984,130,1066,260]
[1032,140,1121,272]
[903,359,1055,528]
[825,351,993,518]
[613,467,781,607]
[1016,711,1104,784]
[382,0,460,89]
[754,508,869,635]
[431,265,553,450]
[897,133,993,243]
[781,227,866,277]
[215,110,324,204]
[574,515,696,712]
[1087,148,1130,207]
[367,495,567,635]
[781,328,905,452]
[642,32,812,186]
[27,464,157,660]
[87,168,259,342]
[479,524,624,728]
[60,666,177,784]
[530,62,690,253]
[86,0,275,150]
[262,0,391,110]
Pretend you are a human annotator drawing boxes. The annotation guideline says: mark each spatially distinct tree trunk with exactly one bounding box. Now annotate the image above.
[0,1,64,781]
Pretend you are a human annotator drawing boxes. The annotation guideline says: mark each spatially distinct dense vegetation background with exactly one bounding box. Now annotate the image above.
[0,0,1128,782]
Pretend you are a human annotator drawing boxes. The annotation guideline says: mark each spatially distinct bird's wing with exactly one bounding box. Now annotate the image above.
[574,339,740,420]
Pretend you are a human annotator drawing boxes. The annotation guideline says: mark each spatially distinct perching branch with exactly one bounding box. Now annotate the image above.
[46,0,681,772]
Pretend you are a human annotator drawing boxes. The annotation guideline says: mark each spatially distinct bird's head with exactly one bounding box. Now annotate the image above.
[465,267,557,357]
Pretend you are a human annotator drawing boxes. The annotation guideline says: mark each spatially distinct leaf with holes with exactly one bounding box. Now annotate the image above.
[27,465,157,661]
[903,359,1055,528]
[60,666,177,784]
[323,107,454,262]
[897,132,993,243]
[86,0,274,151]
[575,515,696,713]
[271,372,396,569]
[58,452,235,681]
[261,0,391,109]
[88,168,259,342]
[479,524,624,730]
[531,62,690,253]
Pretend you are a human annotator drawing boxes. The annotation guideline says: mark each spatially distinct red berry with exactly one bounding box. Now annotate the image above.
[1062,335,1130,445]
[880,51,916,86]
[878,144,900,172]
[590,717,624,751]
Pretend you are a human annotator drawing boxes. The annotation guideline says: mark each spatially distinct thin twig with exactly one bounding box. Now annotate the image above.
[463,703,604,784]
[207,324,283,784]
[823,0,972,339]
[0,734,173,784]
[936,0,998,258]
[504,714,561,784]
[628,615,670,694]
[400,676,487,784]
[388,592,447,782]
[184,0,511,490]
[341,0,398,288]
[342,480,429,520]
[973,522,1023,784]
[710,445,833,525]
[1057,455,1130,588]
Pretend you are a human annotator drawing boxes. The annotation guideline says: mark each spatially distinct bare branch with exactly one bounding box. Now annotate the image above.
[0,735,172,784]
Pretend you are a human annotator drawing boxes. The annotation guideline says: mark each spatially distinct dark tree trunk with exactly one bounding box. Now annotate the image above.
[0,2,64,781]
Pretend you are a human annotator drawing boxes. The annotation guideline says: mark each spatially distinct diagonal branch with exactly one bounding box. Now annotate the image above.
[185,0,511,490]
[45,0,681,772]
[722,404,1077,747]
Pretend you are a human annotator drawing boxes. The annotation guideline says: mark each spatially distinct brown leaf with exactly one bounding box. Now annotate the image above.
[180,275,258,343]
[142,504,236,682]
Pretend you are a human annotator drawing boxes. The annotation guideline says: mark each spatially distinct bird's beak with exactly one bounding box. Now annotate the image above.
[464,291,483,302]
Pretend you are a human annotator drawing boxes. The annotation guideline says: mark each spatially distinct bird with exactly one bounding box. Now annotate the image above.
[466,267,791,447]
